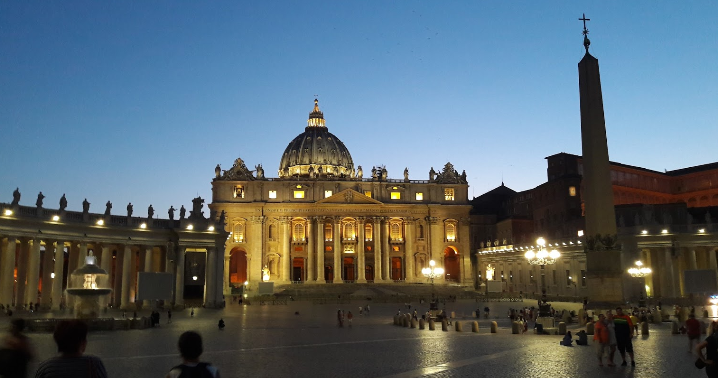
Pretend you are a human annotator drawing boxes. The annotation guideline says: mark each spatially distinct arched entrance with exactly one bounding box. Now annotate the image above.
[292,258,305,282]
[391,257,402,281]
[229,248,247,286]
[344,257,355,281]
[365,265,374,281]
[443,247,460,282]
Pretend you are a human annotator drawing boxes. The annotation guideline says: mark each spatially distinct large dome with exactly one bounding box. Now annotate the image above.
[278,100,355,178]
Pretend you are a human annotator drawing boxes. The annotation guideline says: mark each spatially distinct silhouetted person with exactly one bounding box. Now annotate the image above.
[218,319,225,330]
[0,318,34,378]
[166,331,220,378]
[34,320,107,377]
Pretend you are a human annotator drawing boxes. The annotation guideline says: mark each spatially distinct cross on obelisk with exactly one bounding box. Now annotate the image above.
[579,13,591,52]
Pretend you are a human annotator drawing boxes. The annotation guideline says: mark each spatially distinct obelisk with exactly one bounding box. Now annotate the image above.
[578,15,623,304]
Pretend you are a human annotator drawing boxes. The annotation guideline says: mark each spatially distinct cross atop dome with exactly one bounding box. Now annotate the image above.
[307,98,326,128]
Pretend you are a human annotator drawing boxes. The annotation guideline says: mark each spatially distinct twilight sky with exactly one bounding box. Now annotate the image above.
[1,1,717,215]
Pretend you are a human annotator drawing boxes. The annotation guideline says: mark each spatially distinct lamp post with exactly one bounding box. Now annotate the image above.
[524,237,560,297]
[422,260,444,285]
[628,260,652,307]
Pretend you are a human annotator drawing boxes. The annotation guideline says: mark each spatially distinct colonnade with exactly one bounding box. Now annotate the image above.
[0,235,222,310]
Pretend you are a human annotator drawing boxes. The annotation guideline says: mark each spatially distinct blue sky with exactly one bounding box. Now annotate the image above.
[1,1,716,214]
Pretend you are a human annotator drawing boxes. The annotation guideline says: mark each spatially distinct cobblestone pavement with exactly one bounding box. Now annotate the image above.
[2,300,709,377]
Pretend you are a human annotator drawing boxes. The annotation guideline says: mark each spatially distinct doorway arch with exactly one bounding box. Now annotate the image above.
[229,248,247,286]
[443,247,460,282]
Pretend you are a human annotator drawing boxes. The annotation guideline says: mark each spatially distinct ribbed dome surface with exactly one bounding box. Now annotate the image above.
[278,100,354,178]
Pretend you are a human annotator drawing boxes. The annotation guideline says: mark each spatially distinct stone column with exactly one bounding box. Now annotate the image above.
[333,217,342,283]
[373,217,383,282]
[51,241,65,311]
[405,219,415,282]
[306,218,315,282]
[77,242,88,268]
[281,218,291,282]
[316,219,325,283]
[15,239,29,309]
[142,246,153,308]
[428,217,442,266]
[205,247,216,307]
[661,247,675,298]
[174,247,186,307]
[41,241,55,308]
[357,217,367,283]
[25,238,42,305]
[249,216,264,284]
[383,220,391,281]
[120,245,132,310]
[688,249,698,270]
[99,245,111,309]
[0,237,15,306]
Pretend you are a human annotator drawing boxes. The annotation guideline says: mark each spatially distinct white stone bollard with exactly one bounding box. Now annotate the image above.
[429,319,435,331]
[491,321,498,333]
[442,319,448,332]
[641,321,649,335]
[558,322,567,335]
[419,319,425,330]
[455,321,462,332]
[472,321,479,333]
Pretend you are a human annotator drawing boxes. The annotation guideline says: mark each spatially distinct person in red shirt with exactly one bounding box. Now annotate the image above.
[593,314,610,366]
[687,312,702,352]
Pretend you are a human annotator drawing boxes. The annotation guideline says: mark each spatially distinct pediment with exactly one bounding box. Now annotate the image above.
[316,189,383,205]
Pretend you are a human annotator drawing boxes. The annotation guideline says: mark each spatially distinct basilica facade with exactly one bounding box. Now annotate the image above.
[209,100,473,293]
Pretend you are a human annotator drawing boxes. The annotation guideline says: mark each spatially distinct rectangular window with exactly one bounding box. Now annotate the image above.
[569,186,577,197]
[390,192,401,200]
[364,191,372,198]
[581,270,586,286]
[415,192,423,201]
[233,185,245,199]
[324,190,333,198]
[268,190,277,199]
[444,188,455,201]
[293,190,304,199]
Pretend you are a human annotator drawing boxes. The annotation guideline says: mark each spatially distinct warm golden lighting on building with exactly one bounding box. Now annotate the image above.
[569,186,577,196]
[444,188,455,201]
[364,191,372,198]
[268,190,277,199]
[233,185,245,198]
[390,192,401,200]
[325,190,333,198]
[415,192,423,200]
[294,190,304,199]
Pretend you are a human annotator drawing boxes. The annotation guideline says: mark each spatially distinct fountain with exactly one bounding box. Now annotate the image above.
[65,252,112,319]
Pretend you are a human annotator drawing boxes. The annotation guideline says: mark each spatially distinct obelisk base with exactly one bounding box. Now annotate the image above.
[586,249,625,307]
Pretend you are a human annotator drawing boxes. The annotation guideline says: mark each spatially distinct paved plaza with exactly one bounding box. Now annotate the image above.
[2,300,709,377]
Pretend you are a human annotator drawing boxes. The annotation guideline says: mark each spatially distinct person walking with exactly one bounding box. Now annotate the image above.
[166,331,220,378]
[34,320,108,378]
[606,311,618,367]
[594,314,609,366]
[347,311,353,327]
[687,312,703,353]
[614,307,636,366]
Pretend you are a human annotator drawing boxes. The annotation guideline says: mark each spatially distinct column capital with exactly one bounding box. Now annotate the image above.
[279,216,292,224]
[356,216,366,222]
[403,217,416,225]
[250,216,265,224]
[427,216,439,224]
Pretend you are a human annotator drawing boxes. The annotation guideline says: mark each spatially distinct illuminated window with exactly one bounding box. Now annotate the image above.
[390,192,401,200]
[364,191,372,198]
[343,221,355,240]
[234,185,245,199]
[365,224,373,241]
[444,188,455,201]
[268,190,277,199]
[233,223,245,243]
[415,192,423,201]
[293,223,305,241]
[325,190,333,198]
[445,223,456,241]
[325,224,333,241]
[293,190,304,199]
[569,186,577,197]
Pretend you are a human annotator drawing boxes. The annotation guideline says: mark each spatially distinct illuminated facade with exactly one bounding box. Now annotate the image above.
[210,100,473,292]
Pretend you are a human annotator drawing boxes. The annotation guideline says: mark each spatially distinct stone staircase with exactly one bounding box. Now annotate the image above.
[272,282,477,300]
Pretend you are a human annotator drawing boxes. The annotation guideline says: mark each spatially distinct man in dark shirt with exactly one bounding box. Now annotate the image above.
[34,320,107,378]
[614,307,635,366]
[687,313,703,352]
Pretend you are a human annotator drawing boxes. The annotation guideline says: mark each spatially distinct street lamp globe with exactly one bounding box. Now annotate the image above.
[549,250,561,260]
[524,250,536,260]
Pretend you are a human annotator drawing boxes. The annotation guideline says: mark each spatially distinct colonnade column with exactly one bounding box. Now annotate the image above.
[357,217,366,283]
[15,239,29,309]
[405,219,414,282]
[373,217,383,282]
[688,249,698,270]
[25,238,42,305]
[316,219,325,283]
[281,218,291,282]
[249,216,264,284]
[382,219,390,281]
[205,247,216,307]
[0,237,16,306]
[99,245,111,309]
[428,217,442,274]
[174,247,186,307]
[41,241,54,309]
[78,242,88,268]
[51,241,65,310]
[142,247,153,308]
[333,217,342,283]
[120,245,132,310]
[306,218,315,282]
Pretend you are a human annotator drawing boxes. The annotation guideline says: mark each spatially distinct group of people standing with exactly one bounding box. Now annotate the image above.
[592,307,636,367]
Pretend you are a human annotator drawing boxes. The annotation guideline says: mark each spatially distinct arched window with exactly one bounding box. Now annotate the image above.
[417,224,424,239]
[293,223,305,241]
[365,224,373,241]
[343,221,355,240]
[445,223,456,242]
[324,223,333,241]
[233,223,245,243]
[390,222,401,240]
